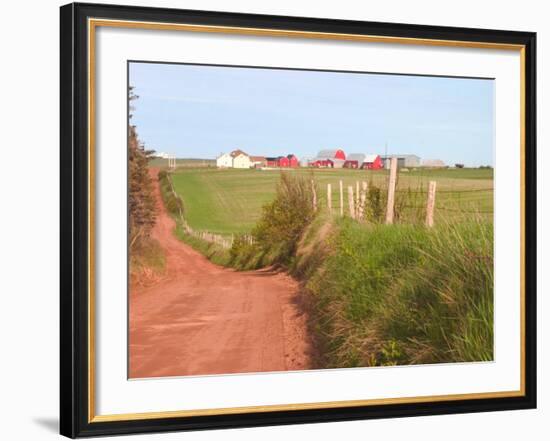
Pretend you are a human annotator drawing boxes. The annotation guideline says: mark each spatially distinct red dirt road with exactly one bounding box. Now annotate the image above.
[129,170,311,378]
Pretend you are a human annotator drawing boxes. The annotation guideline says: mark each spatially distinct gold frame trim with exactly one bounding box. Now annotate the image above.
[87,18,527,423]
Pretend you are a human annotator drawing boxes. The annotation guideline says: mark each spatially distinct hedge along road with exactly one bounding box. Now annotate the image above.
[129,169,311,378]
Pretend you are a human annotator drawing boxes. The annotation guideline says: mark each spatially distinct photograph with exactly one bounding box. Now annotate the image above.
[58,2,537,437]
[127,61,495,379]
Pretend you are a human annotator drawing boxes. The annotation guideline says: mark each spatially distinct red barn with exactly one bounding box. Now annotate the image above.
[344,153,365,169]
[265,157,279,167]
[362,154,383,170]
[265,155,297,167]
[310,159,331,168]
[309,149,347,168]
[315,149,345,160]
[287,154,299,168]
[277,156,290,167]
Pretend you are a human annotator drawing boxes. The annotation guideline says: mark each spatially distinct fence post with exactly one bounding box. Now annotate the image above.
[359,181,367,220]
[348,186,355,219]
[385,157,398,224]
[426,180,437,227]
[311,179,317,211]
[355,181,359,219]
[339,180,344,217]
[327,183,332,213]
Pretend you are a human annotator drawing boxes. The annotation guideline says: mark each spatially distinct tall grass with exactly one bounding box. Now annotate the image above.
[303,218,493,367]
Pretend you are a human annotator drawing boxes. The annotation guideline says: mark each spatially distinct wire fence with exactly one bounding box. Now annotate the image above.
[319,172,494,225]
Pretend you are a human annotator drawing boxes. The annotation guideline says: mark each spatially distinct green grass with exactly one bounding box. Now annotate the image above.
[168,167,493,236]
[300,217,494,368]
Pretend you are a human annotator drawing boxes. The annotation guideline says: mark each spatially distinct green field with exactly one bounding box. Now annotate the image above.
[169,167,494,236]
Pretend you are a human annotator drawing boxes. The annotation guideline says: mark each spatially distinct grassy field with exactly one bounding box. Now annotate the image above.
[168,167,493,235]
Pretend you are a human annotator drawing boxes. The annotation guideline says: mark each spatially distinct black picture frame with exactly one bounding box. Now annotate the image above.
[60,2,537,438]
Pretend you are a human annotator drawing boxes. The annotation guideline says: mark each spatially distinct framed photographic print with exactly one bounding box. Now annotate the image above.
[60,2,537,438]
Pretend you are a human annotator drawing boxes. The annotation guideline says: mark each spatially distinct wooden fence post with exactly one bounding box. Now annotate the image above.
[339,180,344,217]
[348,186,355,219]
[355,181,359,219]
[359,181,367,220]
[311,179,317,211]
[426,180,437,227]
[327,183,332,213]
[385,157,398,224]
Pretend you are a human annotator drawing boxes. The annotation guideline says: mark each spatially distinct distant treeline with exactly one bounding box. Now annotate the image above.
[148,157,216,168]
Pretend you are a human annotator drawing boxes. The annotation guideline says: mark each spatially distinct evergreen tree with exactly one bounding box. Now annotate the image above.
[128,86,156,248]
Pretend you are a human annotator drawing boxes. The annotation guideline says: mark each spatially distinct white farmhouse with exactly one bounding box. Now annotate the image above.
[232,152,251,169]
[216,152,233,168]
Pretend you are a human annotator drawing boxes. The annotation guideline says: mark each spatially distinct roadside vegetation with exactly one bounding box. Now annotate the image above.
[229,173,317,269]
[161,167,494,366]
[128,87,165,285]
[297,216,493,367]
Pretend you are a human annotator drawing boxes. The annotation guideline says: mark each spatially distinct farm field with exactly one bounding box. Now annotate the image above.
[168,167,494,236]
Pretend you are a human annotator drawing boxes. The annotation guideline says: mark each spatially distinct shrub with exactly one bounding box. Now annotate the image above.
[158,171,184,219]
[230,172,317,268]
[363,183,384,223]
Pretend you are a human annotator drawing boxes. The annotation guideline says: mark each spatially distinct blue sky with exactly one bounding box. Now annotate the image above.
[129,62,494,167]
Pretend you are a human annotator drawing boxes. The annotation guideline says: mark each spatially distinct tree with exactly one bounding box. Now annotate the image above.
[128,86,156,249]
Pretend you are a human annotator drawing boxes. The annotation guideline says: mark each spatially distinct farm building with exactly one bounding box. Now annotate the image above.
[329,158,346,168]
[344,153,383,169]
[232,151,251,169]
[343,153,365,169]
[318,149,346,160]
[380,154,421,169]
[216,149,252,168]
[265,157,279,167]
[278,156,290,167]
[362,154,384,170]
[250,156,267,168]
[265,154,299,168]
[309,158,331,168]
[287,154,299,168]
[216,152,233,168]
[309,149,347,168]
